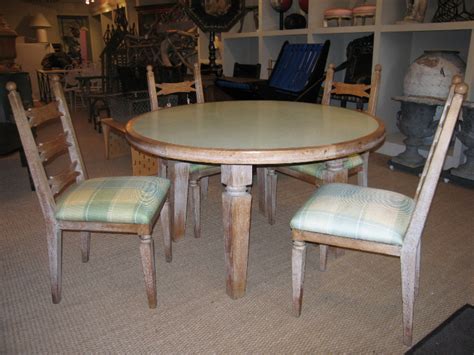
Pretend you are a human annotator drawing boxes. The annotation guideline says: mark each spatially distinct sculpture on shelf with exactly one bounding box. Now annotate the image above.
[298,0,308,13]
[284,13,306,29]
[432,0,474,22]
[398,0,428,23]
[270,0,293,30]
[184,0,246,76]
[390,50,466,172]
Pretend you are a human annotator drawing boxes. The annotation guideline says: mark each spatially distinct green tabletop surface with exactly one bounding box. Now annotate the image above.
[127,100,385,165]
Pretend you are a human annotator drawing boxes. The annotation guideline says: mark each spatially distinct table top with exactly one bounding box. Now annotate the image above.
[126,100,385,165]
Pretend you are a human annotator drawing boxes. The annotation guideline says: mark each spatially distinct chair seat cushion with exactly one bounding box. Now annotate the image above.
[324,8,353,17]
[290,183,415,246]
[352,5,376,15]
[289,154,364,178]
[190,163,217,174]
[55,176,170,225]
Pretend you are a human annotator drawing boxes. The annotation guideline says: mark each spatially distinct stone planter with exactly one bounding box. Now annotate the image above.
[404,50,465,99]
[451,104,474,181]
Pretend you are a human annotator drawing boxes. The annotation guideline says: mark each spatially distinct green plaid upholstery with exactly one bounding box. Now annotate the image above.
[55,176,170,225]
[190,163,217,173]
[290,183,415,246]
[289,154,364,178]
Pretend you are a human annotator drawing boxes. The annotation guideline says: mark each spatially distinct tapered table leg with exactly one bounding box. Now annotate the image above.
[324,158,348,183]
[168,160,190,242]
[221,164,253,299]
[323,158,348,258]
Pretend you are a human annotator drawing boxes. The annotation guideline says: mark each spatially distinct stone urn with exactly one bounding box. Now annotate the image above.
[451,104,474,181]
[391,50,466,170]
[404,50,466,99]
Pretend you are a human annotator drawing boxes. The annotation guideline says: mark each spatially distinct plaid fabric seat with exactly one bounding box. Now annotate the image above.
[290,183,415,246]
[190,163,217,173]
[55,176,170,225]
[289,154,364,178]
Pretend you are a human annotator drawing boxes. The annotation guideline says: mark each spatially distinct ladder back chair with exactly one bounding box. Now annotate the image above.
[7,76,171,309]
[263,63,382,225]
[290,77,466,346]
[146,63,220,240]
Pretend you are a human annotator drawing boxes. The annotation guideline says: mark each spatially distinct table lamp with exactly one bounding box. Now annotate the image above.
[30,13,52,43]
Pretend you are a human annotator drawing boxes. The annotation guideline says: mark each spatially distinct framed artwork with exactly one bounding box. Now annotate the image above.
[136,3,192,36]
[57,16,92,64]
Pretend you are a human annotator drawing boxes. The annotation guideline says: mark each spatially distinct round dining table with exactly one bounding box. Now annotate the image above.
[126,100,385,299]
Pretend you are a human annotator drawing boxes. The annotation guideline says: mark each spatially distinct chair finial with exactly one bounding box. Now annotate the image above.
[146,65,153,72]
[454,82,468,95]
[328,63,336,70]
[6,81,17,92]
[375,64,382,72]
[451,75,463,85]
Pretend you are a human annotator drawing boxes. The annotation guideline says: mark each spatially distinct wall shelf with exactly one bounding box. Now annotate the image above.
[212,0,474,169]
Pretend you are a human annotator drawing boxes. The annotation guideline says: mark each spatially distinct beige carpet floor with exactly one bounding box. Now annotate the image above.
[1,110,473,353]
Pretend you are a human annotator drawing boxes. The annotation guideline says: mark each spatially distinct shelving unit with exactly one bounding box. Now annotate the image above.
[213,0,474,168]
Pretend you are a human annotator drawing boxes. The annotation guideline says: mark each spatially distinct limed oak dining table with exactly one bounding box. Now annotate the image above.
[126,100,385,299]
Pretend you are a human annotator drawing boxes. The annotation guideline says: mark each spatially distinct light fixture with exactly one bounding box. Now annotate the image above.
[29,13,52,43]
[85,0,95,4]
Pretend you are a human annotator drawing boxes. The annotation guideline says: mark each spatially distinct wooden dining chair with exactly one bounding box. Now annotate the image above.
[146,63,220,239]
[7,76,171,309]
[290,77,466,346]
[264,63,382,225]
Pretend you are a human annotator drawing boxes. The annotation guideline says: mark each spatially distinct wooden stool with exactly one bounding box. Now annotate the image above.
[352,5,376,25]
[323,8,353,27]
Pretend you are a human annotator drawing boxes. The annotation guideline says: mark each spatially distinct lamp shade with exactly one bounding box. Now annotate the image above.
[30,13,51,42]
[30,13,52,28]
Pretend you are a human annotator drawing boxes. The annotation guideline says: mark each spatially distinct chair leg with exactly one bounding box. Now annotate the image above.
[46,226,62,304]
[401,252,417,346]
[161,200,172,262]
[266,168,277,225]
[292,240,307,316]
[357,152,369,187]
[200,176,209,200]
[189,178,201,238]
[102,123,110,160]
[257,167,267,215]
[80,231,91,262]
[319,244,328,271]
[139,234,157,309]
[415,241,421,298]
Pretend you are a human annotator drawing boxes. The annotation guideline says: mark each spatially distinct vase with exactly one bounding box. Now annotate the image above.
[403,50,466,99]
[270,0,293,29]
[298,0,308,13]
[270,0,292,12]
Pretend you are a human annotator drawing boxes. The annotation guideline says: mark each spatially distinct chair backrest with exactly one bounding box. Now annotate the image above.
[403,77,467,251]
[233,62,261,79]
[63,66,80,89]
[7,76,87,224]
[146,63,204,111]
[322,63,382,115]
[342,34,374,85]
[268,41,330,96]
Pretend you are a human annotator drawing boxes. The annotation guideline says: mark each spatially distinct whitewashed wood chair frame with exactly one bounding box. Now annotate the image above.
[146,63,220,240]
[290,77,467,346]
[262,63,382,226]
[8,76,171,309]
